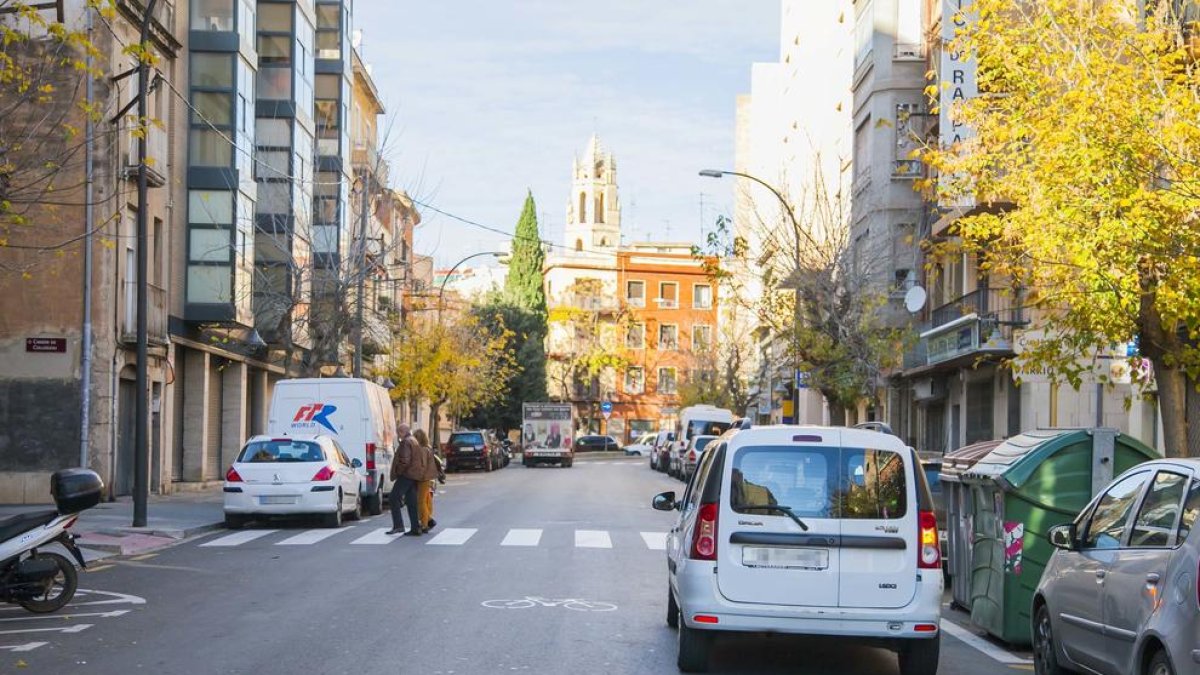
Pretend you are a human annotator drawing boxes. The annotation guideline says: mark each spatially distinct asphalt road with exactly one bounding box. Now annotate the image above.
[1,458,1033,674]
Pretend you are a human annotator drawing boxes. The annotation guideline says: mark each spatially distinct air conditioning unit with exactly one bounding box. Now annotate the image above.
[913,378,947,402]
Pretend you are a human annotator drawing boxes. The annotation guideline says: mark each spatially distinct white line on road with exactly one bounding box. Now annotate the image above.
[199,530,278,547]
[940,620,1032,665]
[350,528,403,545]
[640,532,668,550]
[0,642,47,652]
[501,529,543,547]
[0,609,129,623]
[276,527,355,546]
[427,528,477,546]
[0,624,92,636]
[575,530,612,548]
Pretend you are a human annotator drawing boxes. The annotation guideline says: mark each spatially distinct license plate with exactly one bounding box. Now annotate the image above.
[742,546,828,570]
[260,496,297,505]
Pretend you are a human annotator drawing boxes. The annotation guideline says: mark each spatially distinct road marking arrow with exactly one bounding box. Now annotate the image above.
[0,642,47,652]
[0,609,129,623]
[0,623,92,636]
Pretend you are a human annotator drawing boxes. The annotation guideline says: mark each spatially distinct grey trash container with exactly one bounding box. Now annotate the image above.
[940,440,1001,611]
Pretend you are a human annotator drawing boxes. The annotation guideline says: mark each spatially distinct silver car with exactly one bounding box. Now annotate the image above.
[1033,458,1200,675]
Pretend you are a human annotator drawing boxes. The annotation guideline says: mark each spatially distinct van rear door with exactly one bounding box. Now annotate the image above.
[716,429,842,607]
[836,440,918,609]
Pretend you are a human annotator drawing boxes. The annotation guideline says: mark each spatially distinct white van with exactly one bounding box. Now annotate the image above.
[673,405,735,468]
[653,424,942,673]
[267,378,396,515]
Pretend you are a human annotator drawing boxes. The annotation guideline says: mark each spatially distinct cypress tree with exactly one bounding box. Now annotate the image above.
[505,191,547,314]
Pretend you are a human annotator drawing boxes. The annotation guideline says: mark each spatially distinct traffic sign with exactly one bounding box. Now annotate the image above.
[600,401,612,419]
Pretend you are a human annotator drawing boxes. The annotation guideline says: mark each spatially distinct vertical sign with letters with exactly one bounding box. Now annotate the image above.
[939,0,978,209]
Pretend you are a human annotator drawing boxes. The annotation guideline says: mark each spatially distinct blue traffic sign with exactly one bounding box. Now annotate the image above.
[600,401,613,414]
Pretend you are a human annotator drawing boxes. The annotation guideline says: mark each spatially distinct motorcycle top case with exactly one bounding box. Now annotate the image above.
[50,469,103,514]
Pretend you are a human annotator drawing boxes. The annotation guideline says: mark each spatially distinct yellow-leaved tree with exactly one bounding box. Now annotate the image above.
[924,0,1200,456]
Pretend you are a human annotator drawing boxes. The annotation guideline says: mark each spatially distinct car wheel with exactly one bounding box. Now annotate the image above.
[1148,650,1175,675]
[224,514,246,529]
[323,494,344,528]
[666,587,679,629]
[897,635,939,675]
[1032,604,1067,675]
[346,491,363,521]
[677,611,711,673]
[365,487,383,516]
[564,458,573,468]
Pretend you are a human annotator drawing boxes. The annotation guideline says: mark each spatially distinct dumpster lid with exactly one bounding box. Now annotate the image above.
[939,440,1003,481]
[962,428,1119,489]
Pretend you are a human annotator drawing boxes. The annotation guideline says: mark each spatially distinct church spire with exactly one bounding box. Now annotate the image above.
[565,136,620,254]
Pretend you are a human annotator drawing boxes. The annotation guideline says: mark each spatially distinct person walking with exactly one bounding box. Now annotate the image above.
[413,428,441,533]
[388,423,427,536]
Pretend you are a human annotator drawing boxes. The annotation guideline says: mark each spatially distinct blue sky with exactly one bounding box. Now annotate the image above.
[354,2,779,268]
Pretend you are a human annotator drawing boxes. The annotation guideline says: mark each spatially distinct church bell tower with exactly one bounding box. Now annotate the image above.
[565,135,620,254]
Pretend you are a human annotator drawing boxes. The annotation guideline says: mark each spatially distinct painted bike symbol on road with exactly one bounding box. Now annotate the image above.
[481,596,617,612]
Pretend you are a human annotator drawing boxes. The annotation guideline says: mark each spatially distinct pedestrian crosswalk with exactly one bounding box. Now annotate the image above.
[196,525,668,551]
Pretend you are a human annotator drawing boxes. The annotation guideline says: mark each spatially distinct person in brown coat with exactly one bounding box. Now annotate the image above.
[388,423,427,536]
[412,428,441,533]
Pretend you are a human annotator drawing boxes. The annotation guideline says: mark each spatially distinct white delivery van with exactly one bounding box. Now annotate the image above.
[674,405,735,460]
[267,378,396,515]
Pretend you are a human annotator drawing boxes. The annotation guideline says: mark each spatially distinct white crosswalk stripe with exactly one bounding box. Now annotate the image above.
[350,527,403,545]
[500,528,543,546]
[640,532,668,550]
[277,527,355,545]
[426,528,477,546]
[200,530,277,547]
[575,530,612,548]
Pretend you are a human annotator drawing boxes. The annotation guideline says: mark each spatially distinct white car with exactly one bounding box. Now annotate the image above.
[679,435,718,482]
[223,435,364,529]
[624,433,657,457]
[653,424,943,673]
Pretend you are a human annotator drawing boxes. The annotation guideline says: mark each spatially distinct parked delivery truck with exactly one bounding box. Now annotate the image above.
[521,402,575,468]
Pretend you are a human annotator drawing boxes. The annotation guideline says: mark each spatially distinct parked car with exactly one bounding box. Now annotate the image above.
[444,430,503,472]
[1033,458,1200,675]
[223,435,363,529]
[653,424,942,674]
[625,433,657,457]
[679,435,718,482]
[575,435,621,452]
[653,430,676,472]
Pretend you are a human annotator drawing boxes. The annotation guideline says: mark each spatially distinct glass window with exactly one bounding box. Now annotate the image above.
[192,91,232,126]
[1130,472,1189,548]
[257,3,293,31]
[187,265,232,303]
[257,34,292,64]
[626,280,644,306]
[687,420,731,439]
[450,433,485,447]
[315,196,338,224]
[189,129,232,167]
[313,225,339,253]
[1083,471,1152,549]
[624,367,644,395]
[840,449,907,519]
[692,325,712,351]
[257,66,291,100]
[255,231,290,263]
[659,324,678,350]
[1177,479,1200,543]
[693,284,713,309]
[237,439,325,463]
[625,323,644,348]
[189,228,231,262]
[316,3,339,29]
[255,181,291,215]
[659,281,678,308]
[188,190,233,224]
[191,53,233,88]
[255,150,290,179]
[256,118,291,147]
[315,73,340,99]
[657,367,677,394]
[191,0,234,31]
[732,446,835,517]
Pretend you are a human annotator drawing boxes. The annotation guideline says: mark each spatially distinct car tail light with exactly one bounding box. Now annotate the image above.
[690,503,719,561]
[225,466,243,482]
[312,466,336,481]
[914,623,938,632]
[366,442,376,471]
[918,510,941,569]
[687,450,696,462]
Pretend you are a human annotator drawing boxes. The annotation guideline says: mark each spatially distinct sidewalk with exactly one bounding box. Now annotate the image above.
[0,486,225,559]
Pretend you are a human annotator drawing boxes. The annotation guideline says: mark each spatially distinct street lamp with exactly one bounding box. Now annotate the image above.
[700,168,810,425]
[437,251,504,318]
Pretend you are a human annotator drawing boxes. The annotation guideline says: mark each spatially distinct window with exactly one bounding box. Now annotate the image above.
[255,181,290,215]
[625,322,645,349]
[658,324,678,350]
[1177,479,1200,543]
[191,0,234,31]
[732,446,834,517]
[237,439,325,463]
[657,367,677,394]
[578,192,586,222]
[255,150,289,179]
[258,34,291,64]
[191,53,233,88]
[854,118,871,182]
[1130,472,1189,548]
[854,0,874,68]
[190,228,231,262]
[692,324,712,351]
[626,280,645,307]
[315,3,341,59]
[256,118,291,146]
[257,3,292,31]
[693,283,712,309]
[575,238,583,252]
[187,265,232,303]
[841,449,907,519]
[192,91,232,125]
[596,194,605,223]
[624,367,644,395]
[1082,471,1152,549]
[257,66,291,100]
[658,281,678,308]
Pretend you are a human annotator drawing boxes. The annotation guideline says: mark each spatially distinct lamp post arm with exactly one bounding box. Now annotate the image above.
[437,251,503,320]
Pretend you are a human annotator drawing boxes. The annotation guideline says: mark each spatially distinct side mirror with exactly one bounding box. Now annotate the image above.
[652,491,678,512]
[351,458,363,469]
[1048,524,1077,551]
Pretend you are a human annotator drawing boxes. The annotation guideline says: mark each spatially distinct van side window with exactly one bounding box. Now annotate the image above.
[840,449,907,520]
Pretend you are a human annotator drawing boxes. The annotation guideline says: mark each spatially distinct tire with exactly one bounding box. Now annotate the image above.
[1148,649,1175,675]
[18,552,77,613]
[897,635,940,675]
[1032,604,1068,675]
[666,587,679,628]
[323,494,344,528]
[346,491,363,521]
[224,514,246,529]
[365,487,383,516]
[677,611,711,673]
[564,458,573,468]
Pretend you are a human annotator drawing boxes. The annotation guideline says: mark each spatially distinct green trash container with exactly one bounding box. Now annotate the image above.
[959,428,1158,646]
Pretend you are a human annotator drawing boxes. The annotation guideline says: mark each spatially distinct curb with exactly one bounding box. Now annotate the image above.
[76,520,224,556]
[97,521,225,540]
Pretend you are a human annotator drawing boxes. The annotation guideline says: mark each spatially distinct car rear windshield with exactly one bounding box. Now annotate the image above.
[731,446,907,520]
[238,440,326,463]
[450,433,484,447]
[688,420,731,439]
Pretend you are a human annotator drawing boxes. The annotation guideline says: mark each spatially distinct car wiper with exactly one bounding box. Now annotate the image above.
[742,504,809,531]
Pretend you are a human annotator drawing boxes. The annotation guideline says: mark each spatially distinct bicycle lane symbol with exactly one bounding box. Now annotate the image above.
[481,596,617,612]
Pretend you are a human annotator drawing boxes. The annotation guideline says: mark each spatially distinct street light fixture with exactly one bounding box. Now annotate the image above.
[437,251,504,319]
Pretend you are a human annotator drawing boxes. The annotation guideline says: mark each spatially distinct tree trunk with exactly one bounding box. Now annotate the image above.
[1153,358,1189,458]
[429,400,443,449]
[827,401,847,426]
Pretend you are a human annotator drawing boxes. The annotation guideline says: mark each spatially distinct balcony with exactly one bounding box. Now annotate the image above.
[893,43,925,61]
[352,143,390,187]
[123,122,168,188]
[120,283,169,346]
[915,287,1022,370]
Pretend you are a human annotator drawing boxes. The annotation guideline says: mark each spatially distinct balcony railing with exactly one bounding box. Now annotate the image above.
[352,143,390,186]
[930,288,986,327]
[120,283,168,346]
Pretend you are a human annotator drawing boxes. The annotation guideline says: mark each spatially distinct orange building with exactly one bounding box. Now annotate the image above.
[608,244,719,443]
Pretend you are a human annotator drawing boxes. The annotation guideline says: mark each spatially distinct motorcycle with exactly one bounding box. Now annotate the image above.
[0,468,102,613]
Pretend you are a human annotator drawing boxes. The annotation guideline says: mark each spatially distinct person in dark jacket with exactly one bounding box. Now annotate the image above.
[388,423,426,536]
